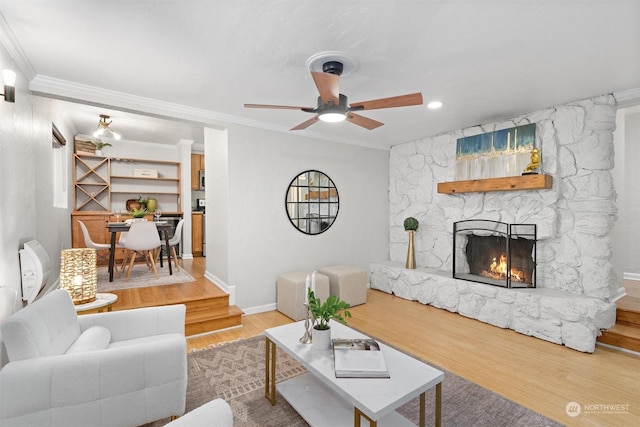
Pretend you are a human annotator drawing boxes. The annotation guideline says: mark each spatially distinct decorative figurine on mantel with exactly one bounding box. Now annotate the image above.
[522,148,541,175]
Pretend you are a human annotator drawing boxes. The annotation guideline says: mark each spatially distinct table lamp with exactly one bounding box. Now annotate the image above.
[60,248,97,304]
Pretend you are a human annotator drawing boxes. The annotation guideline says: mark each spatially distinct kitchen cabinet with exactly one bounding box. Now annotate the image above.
[72,213,112,248]
[191,153,204,190]
[192,212,203,257]
[72,213,120,265]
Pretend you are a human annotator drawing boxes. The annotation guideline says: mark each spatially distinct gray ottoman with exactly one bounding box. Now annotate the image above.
[318,265,368,307]
[277,271,330,321]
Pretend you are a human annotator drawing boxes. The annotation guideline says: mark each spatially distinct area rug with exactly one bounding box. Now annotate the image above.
[97,264,195,292]
[146,335,563,427]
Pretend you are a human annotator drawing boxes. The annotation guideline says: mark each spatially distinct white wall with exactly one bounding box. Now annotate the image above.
[0,44,75,321]
[204,127,230,290]
[622,111,640,277]
[611,107,640,282]
[206,124,389,311]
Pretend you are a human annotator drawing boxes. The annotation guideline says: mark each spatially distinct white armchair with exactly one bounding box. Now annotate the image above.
[0,289,187,426]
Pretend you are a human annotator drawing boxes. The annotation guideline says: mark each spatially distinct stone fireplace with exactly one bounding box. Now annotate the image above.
[453,220,536,288]
[371,94,621,353]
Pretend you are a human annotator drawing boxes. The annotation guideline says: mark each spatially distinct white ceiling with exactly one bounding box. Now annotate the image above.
[1,1,639,150]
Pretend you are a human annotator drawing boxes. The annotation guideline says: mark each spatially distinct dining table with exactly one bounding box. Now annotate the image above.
[106,221,173,282]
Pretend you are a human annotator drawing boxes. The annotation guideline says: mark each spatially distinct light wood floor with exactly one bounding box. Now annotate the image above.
[176,259,639,426]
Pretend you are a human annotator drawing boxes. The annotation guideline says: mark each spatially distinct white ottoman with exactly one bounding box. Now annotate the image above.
[166,399,233,427]
[277,271,330,321]
[318,265,368,307]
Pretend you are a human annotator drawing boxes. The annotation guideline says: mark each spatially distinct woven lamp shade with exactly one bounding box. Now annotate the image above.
[60,248,97,304]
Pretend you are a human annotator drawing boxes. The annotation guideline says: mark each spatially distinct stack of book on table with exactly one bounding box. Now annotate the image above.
[332,338,390,378]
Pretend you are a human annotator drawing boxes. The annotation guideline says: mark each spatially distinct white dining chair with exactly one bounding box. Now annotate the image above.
[156,219,184,272]
[78,220,123,277]
[123,221,162,281]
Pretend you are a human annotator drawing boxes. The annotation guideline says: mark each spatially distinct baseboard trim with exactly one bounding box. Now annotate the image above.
[203,271,236,306]
[623,276,640,298]
[242,303,277,316]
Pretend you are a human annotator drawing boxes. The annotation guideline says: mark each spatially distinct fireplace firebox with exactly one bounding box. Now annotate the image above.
[453,220,536,288]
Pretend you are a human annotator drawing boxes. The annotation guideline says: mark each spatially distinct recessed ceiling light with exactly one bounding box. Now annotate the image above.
[427,101,443,109]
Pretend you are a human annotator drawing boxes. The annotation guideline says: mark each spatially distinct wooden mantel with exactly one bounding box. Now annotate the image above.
[437,174,553,194]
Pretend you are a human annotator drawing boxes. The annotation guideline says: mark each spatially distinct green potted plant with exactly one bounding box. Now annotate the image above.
[404,217,419,269]
[93,140,112,156]
[308,289,351,350]
[128,207,149,220]
[404,217,419,232]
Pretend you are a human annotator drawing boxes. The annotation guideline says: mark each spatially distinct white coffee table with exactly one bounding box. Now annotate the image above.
[264,320,443,426]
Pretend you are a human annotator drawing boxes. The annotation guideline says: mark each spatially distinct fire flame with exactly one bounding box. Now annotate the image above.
[482,254,524,282]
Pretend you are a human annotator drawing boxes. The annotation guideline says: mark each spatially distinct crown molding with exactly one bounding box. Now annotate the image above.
[614,87,640,108]
[29,74,269,128]
[28,74,372,148]
[0,13,36,80]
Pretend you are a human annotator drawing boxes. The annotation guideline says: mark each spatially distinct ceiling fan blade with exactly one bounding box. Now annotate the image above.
[350,92,423,111]
[290,116,319,131]
[311,71,340,104]
[244,103,312,110]
[346,112,384,130]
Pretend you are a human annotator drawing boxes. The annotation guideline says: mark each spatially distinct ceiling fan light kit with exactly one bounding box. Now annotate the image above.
[245,51,424,131]
[317,93,349,123]
[318,112,346,123]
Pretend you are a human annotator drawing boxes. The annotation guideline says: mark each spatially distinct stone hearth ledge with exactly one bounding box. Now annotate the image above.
[370,261,616,353]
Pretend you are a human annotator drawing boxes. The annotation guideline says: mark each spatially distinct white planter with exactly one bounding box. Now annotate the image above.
[312,327,331,351]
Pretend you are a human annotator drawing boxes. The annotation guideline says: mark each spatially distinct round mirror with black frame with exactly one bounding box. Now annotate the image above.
[285,170,339,235]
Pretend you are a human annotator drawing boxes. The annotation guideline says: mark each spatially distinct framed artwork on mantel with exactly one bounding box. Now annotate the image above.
[455,123,536,181]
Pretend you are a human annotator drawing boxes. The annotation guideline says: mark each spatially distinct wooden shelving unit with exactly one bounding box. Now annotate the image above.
[73,155,110,211]
[72,153,182,261]
[437,174,553,194]
[111,175,180,181]
[73,154,182,213]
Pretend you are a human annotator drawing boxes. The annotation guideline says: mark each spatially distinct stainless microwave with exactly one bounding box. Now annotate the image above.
[198,170,205,190]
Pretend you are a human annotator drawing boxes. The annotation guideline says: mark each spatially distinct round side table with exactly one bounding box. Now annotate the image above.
[74,293,118,314]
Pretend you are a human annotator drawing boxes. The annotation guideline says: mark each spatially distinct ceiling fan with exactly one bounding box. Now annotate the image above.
[244,60,423,131]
